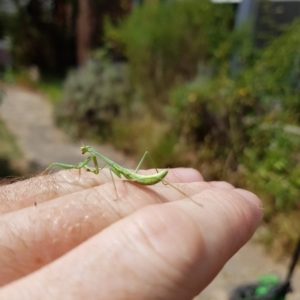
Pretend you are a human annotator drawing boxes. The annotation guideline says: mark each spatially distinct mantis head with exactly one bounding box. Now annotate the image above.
[81,145,90,154]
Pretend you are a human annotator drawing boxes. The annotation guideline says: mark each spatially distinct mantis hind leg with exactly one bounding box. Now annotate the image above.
[134,151,160,174]
[134,153,195,202]
[134,151,169,186]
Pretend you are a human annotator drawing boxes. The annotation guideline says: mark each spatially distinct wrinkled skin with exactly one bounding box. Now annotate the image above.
[0,168,263,300]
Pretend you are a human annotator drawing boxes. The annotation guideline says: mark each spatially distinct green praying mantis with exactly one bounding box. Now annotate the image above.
[45,145,191,200]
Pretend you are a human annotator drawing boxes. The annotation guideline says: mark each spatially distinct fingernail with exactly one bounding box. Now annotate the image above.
[234,189,263,208]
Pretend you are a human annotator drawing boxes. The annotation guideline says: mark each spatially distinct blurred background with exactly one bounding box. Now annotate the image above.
[0,0,300,298]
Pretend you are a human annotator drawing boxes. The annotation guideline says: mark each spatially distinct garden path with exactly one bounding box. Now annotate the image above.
[0,85,129,172]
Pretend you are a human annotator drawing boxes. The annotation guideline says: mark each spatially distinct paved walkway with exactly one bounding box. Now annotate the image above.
[0,85,299,299]
[0,85,129,172]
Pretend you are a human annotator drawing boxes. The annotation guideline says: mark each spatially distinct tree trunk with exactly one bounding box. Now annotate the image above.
[76,0,92,66]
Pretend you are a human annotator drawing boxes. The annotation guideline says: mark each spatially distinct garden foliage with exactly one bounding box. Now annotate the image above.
[105,0,234,117]
[57,0,300,252]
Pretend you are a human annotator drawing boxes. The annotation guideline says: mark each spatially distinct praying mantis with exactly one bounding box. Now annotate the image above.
[45,145,190,200]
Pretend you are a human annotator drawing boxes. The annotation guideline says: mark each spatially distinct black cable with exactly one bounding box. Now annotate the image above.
[229,237,300,300]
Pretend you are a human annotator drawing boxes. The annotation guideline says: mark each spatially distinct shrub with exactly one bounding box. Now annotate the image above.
[106,0,234,117]
[55,51,133,140]
[165,19,300,214]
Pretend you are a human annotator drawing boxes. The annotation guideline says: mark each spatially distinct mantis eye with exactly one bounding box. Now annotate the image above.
[80,146,89,154]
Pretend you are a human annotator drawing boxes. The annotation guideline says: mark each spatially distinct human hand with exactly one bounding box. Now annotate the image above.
[0,168,263,299]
